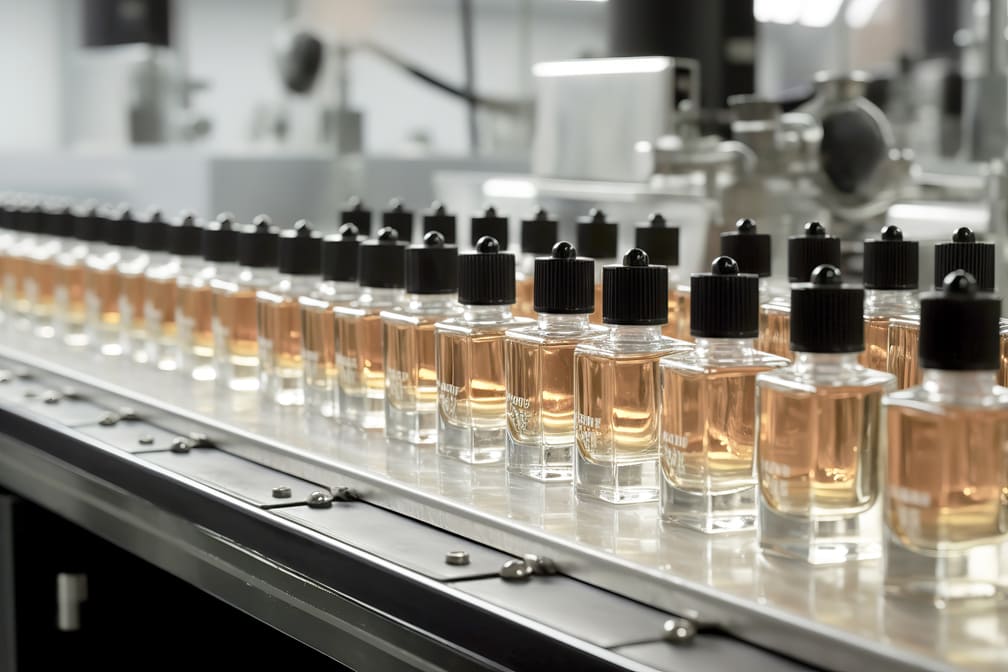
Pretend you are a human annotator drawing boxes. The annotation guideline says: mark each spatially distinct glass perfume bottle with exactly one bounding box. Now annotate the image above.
[0,201,18,320]
[84,206,130,356]
[382,198,415,243]
[1000,318,1008,387]
[256,220,322,406]
[636,213,687,340]
[576,209,618,326]
[505,241,604,480]
[211,215,279,391]
[118,209,163,363]
[859,225,918,372]
[515,208,557,319]
[888,227,993,389]
[382,230,461,443]
[574,248,691,503]
[660,256,789,532]
[884,271,1008,602]
[27,203,72,338]
[5,203,41,330]
[177,213,238,380]
[341,196,373,237]
[436,235,532,463]
[720,218,775,305]
[756,265,895,564]
[300,224,361,418]
[422,201,457,245]
[55,205,99,346]
[144,213,203,370]
[756,221,841,360]
[335,227,407,429]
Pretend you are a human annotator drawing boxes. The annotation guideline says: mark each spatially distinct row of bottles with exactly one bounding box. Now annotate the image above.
[1,196,1005,603]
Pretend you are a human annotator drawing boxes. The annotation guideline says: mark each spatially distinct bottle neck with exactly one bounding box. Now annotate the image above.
[537,312,591,330]
[864,288,919,317]
[792,352,862,373]
[462,303,513,321]
[693,337,755,356]
[609,324,664,343]
[922,369,999,393]
[359,286,405,304]
[405,292,457,310]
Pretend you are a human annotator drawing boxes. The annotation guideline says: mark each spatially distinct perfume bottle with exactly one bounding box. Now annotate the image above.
[574,248,691,503]
[27,203,72,338]
[576,209,618,325]
[1000,318,1008,386]
[144,213,203,370]
[888,227,994,389]
[84,206,130,356]
[859,225,918,372]
[211,215,279,391]
[636,213,687,340]
[382,230,461,443]
[505,241,604,480]
[55,205,99,346]
[341,196,372,237]
[515,208,557,318]
[470,205,508,249]
[256,220,322,406]
[720,218,774,304]
[118,209,164,362]
[756,265,895,564]
[883,271,1008,601]
[6,203,41,330]
[422,201,457,244]
[0,201,18,317]
[756,221,841,360]
[659,256,789,532]
[177,213,238,380]
[382,199,415,243]
[300,224,361,418]
[436,235,532,463]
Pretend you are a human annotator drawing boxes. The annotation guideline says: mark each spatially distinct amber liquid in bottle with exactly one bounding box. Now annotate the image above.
[664,286,691,341]
[144,277,178,369]
[27,257,58,336]
[860,316,890,371]
[336,309,388,427]
[55,263,87,345]
[257,293,304,405]
[301,298,338,417]
[119,272,147,360]
[590,283,604,325]
[214,288,260,390]
[887,316,921,389]
[85,266,123,355]
[515,275,535,318]
[757,301,793,360]
[177,283,215,378]
[383,317,441,439]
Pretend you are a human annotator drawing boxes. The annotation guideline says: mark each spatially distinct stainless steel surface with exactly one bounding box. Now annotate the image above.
[76,418,189,454]
[277,505,513,581]
[0,338,1003,671]
[614,637,808,672]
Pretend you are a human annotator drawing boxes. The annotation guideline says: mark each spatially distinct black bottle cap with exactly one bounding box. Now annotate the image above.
[322,223,362,282]
[790,265,864,353]
[358,227,407,288]
[471,206,509,249]
[533,241,594,314]
[933,227,995,291]
[134,209,169,251]
[920,271,1001,371]
[341,196,372,237]
[383,198,414,243]
[520,208,558,255]
[863,225,918,290]
[277,220,323,275]
[602,248,668,325]
[690,256,759,338]
[788,221,842,282]
[237,214,279,268]
[46,204,75,238]
[459,236,515,305]
[167,212,203,256]
[577,209,618,260]
[406,231,458,294]
[201,212,240,263]
[635,213,679,267]
[74,205,104,242]
[103,207,135,247]
[26,204,46,235]
[422,201,456,244]
[720,218,771,277]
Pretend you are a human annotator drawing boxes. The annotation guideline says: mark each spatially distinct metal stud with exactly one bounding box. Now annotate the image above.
[170,437,191,454]
[500,559,533,581]
[662,618,697,644]
[522,554,558,575]
[271,486,292,499]
[332,486,359,502]
[137,434,155,446]
[98,412,119,426]
[306,491,333,509]
[445,551,470,566]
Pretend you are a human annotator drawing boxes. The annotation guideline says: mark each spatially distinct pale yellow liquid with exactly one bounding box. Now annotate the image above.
[55,264,86,324]
[85,267,122,326]
[758,384,885,516]
[515,276,535,318]
[888,319,920,390]
[26,257,57,317]
[301,301,337,389]
[437,328,508,429]
[144,277,177,339]
[214,288,259,365]
[384,318,438,412]
[336,311,385,398]
[120,273,146,333]
[258,296,302,374]
[590,284,604,325]
[178,284,214,357]
[664,288,690,341]
[757,303,792,360]
[505,338,578,444]
[860,316,890,371]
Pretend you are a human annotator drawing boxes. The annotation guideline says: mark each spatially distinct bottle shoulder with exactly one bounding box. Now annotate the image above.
[660,348,790,374]
[757,363,896,395]
[436,316,532,336]
[505,323,607,345]
[575,336,690,359]
[884,383,1008,411]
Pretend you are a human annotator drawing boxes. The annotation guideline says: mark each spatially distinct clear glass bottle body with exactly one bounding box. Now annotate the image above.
[755,353,895,564]
[144,255,200,370]
[335,287,406,430]
[256,274,318,406]
[514,253,535,318]
[436,305,533,463]
[659,338,789,532]
[573,326,691,503]
[0,227,16,318]
[84,242,124,356]
[997,318,1007,387]
[211,267,275,391]
[887,314,921,389]
[300,281,357,418]
[860,289,919,372]
[5,230,37,329]
[505,313,606,481]
[588,260,615,325]
[25,233,62,337]
[757,296,793,360]
[178,263,233,380]
[382,293,462,443]
[54,241,89,346]
[883,370,1008,602]
[117,249,155,362]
